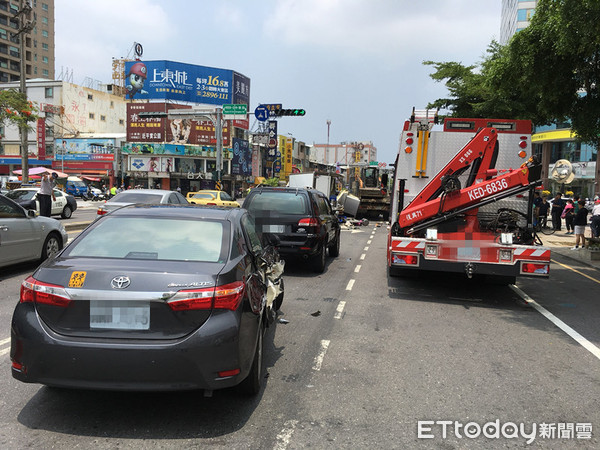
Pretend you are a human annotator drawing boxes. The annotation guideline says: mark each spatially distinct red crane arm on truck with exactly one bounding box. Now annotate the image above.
[410,127,500,205]
[398,127,538,231]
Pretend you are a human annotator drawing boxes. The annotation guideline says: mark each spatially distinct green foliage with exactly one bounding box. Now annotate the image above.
[0,89,38,132]
[261,177,280,187]
[424,0,600,145]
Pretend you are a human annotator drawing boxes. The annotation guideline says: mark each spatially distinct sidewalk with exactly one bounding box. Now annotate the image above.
[539,228,600,270]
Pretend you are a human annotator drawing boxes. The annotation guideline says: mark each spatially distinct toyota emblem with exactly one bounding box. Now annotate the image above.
[111,276,131,289]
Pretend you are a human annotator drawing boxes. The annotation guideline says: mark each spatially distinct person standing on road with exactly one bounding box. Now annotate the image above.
[38,171,56,217]
[571,200,589,250]
[551,193,565,231]
[591,199,600,238]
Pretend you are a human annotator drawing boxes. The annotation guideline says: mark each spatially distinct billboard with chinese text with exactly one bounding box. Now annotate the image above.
[127,102,232,146]
[54,138,116,161]
[123,60,250,106]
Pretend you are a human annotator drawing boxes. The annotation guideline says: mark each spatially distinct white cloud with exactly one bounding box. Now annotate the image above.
[263,0,499,63]
[55,0,172,83]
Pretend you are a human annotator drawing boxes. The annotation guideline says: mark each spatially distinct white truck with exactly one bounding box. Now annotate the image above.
[387,110,551,283]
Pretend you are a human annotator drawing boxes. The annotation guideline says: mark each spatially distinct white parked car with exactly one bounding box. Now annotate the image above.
[4,187,77,219]
[0,194,68,269]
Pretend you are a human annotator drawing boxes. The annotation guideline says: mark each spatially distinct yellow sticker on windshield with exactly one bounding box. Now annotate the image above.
[68,271,87,288]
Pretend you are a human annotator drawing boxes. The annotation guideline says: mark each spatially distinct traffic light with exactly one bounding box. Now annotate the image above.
[270,108,306,117]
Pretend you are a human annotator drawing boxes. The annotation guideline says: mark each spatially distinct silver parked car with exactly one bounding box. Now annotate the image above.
[96,189,188,216]
[0,194,68,269]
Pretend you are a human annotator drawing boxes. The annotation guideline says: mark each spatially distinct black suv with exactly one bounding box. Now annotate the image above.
[242,186,340,272]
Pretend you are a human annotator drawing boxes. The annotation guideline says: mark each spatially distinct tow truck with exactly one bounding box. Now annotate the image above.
[387,110,551,283]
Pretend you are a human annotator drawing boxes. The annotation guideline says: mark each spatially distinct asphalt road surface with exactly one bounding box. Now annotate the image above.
[0,223,598,448]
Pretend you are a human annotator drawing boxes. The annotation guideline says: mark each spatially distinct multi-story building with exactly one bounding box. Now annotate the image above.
[500,0,537,45]
[500,0,598,198]
[0,79,127,184]
[0,0,55,82]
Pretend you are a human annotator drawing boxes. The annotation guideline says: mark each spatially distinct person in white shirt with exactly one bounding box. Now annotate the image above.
[38,171,56,217]
[591,200,600,238]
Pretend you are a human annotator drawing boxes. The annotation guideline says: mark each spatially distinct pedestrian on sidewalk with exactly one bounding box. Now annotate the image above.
[591,199,600,238]
[551,193,565,231]
[571,200,589,250]
[562,199,575,234]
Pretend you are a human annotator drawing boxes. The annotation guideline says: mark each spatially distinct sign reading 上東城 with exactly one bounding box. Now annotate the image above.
[123,60,250,106]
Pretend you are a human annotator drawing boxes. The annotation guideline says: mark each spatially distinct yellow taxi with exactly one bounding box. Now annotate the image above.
[187,190,240,208]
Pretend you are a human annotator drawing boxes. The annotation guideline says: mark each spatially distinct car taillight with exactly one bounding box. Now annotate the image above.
[20,276,71,307]
[298,217,319,227]
[207,202,217,206]
[97,208,107,215]
[392,254,418,265]
[167,281,245,311]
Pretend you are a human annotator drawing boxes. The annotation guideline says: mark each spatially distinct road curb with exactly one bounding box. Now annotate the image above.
[64,221,92,232]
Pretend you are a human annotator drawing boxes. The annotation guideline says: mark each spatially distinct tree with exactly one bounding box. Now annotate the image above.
[425,0,600,145]
[0,88,37,131]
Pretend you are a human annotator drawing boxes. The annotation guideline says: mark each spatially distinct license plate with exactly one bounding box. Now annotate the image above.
[90,301,150,330]
[264,225,285,233]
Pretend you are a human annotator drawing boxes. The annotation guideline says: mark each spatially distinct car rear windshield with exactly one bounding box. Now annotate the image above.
[192,193,215,199]
[66,217,228,262]
[5,190,36,201]
[245,191,309,215]
[110,192,163,204]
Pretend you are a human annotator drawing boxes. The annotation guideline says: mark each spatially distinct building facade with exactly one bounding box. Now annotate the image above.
[0,0,55,82]
[0,78,126,183]
[500,0,537,45]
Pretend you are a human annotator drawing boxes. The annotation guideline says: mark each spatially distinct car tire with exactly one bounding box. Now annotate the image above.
[328,230,340,257]
[41,232,62,261]
[274,278,284,311]
[61,205,72,219]
[313,243,326,273]
[238,322,264,396]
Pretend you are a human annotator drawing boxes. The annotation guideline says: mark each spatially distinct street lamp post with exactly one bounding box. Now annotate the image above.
[327,119,331,167]
[14,0,34,183]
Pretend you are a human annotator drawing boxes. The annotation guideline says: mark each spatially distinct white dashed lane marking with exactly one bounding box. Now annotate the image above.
[312,340,330,371]
[360,254,366,260]
[346,279,355,290]
[354,265,361,273]
[334,301,346,319]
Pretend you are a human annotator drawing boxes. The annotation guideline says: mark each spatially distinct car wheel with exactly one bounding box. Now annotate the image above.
[61,205,72,219]
[238,322,264,396]
[313,243,326,273]
[41,232,62,261]
[274,278,284,311]
[328,230,340,257]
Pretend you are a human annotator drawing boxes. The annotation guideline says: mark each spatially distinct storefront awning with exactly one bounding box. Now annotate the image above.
[82,176,102,182]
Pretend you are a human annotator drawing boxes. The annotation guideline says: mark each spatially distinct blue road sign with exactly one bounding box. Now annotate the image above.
[254,105,270,122]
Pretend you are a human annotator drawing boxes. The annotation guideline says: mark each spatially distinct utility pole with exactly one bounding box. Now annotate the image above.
[13,0,35,183]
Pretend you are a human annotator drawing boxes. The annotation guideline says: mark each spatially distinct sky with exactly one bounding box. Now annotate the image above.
[55,0,502,164]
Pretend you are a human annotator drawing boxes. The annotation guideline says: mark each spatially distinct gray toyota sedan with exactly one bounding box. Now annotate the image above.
[10,204,284,395]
